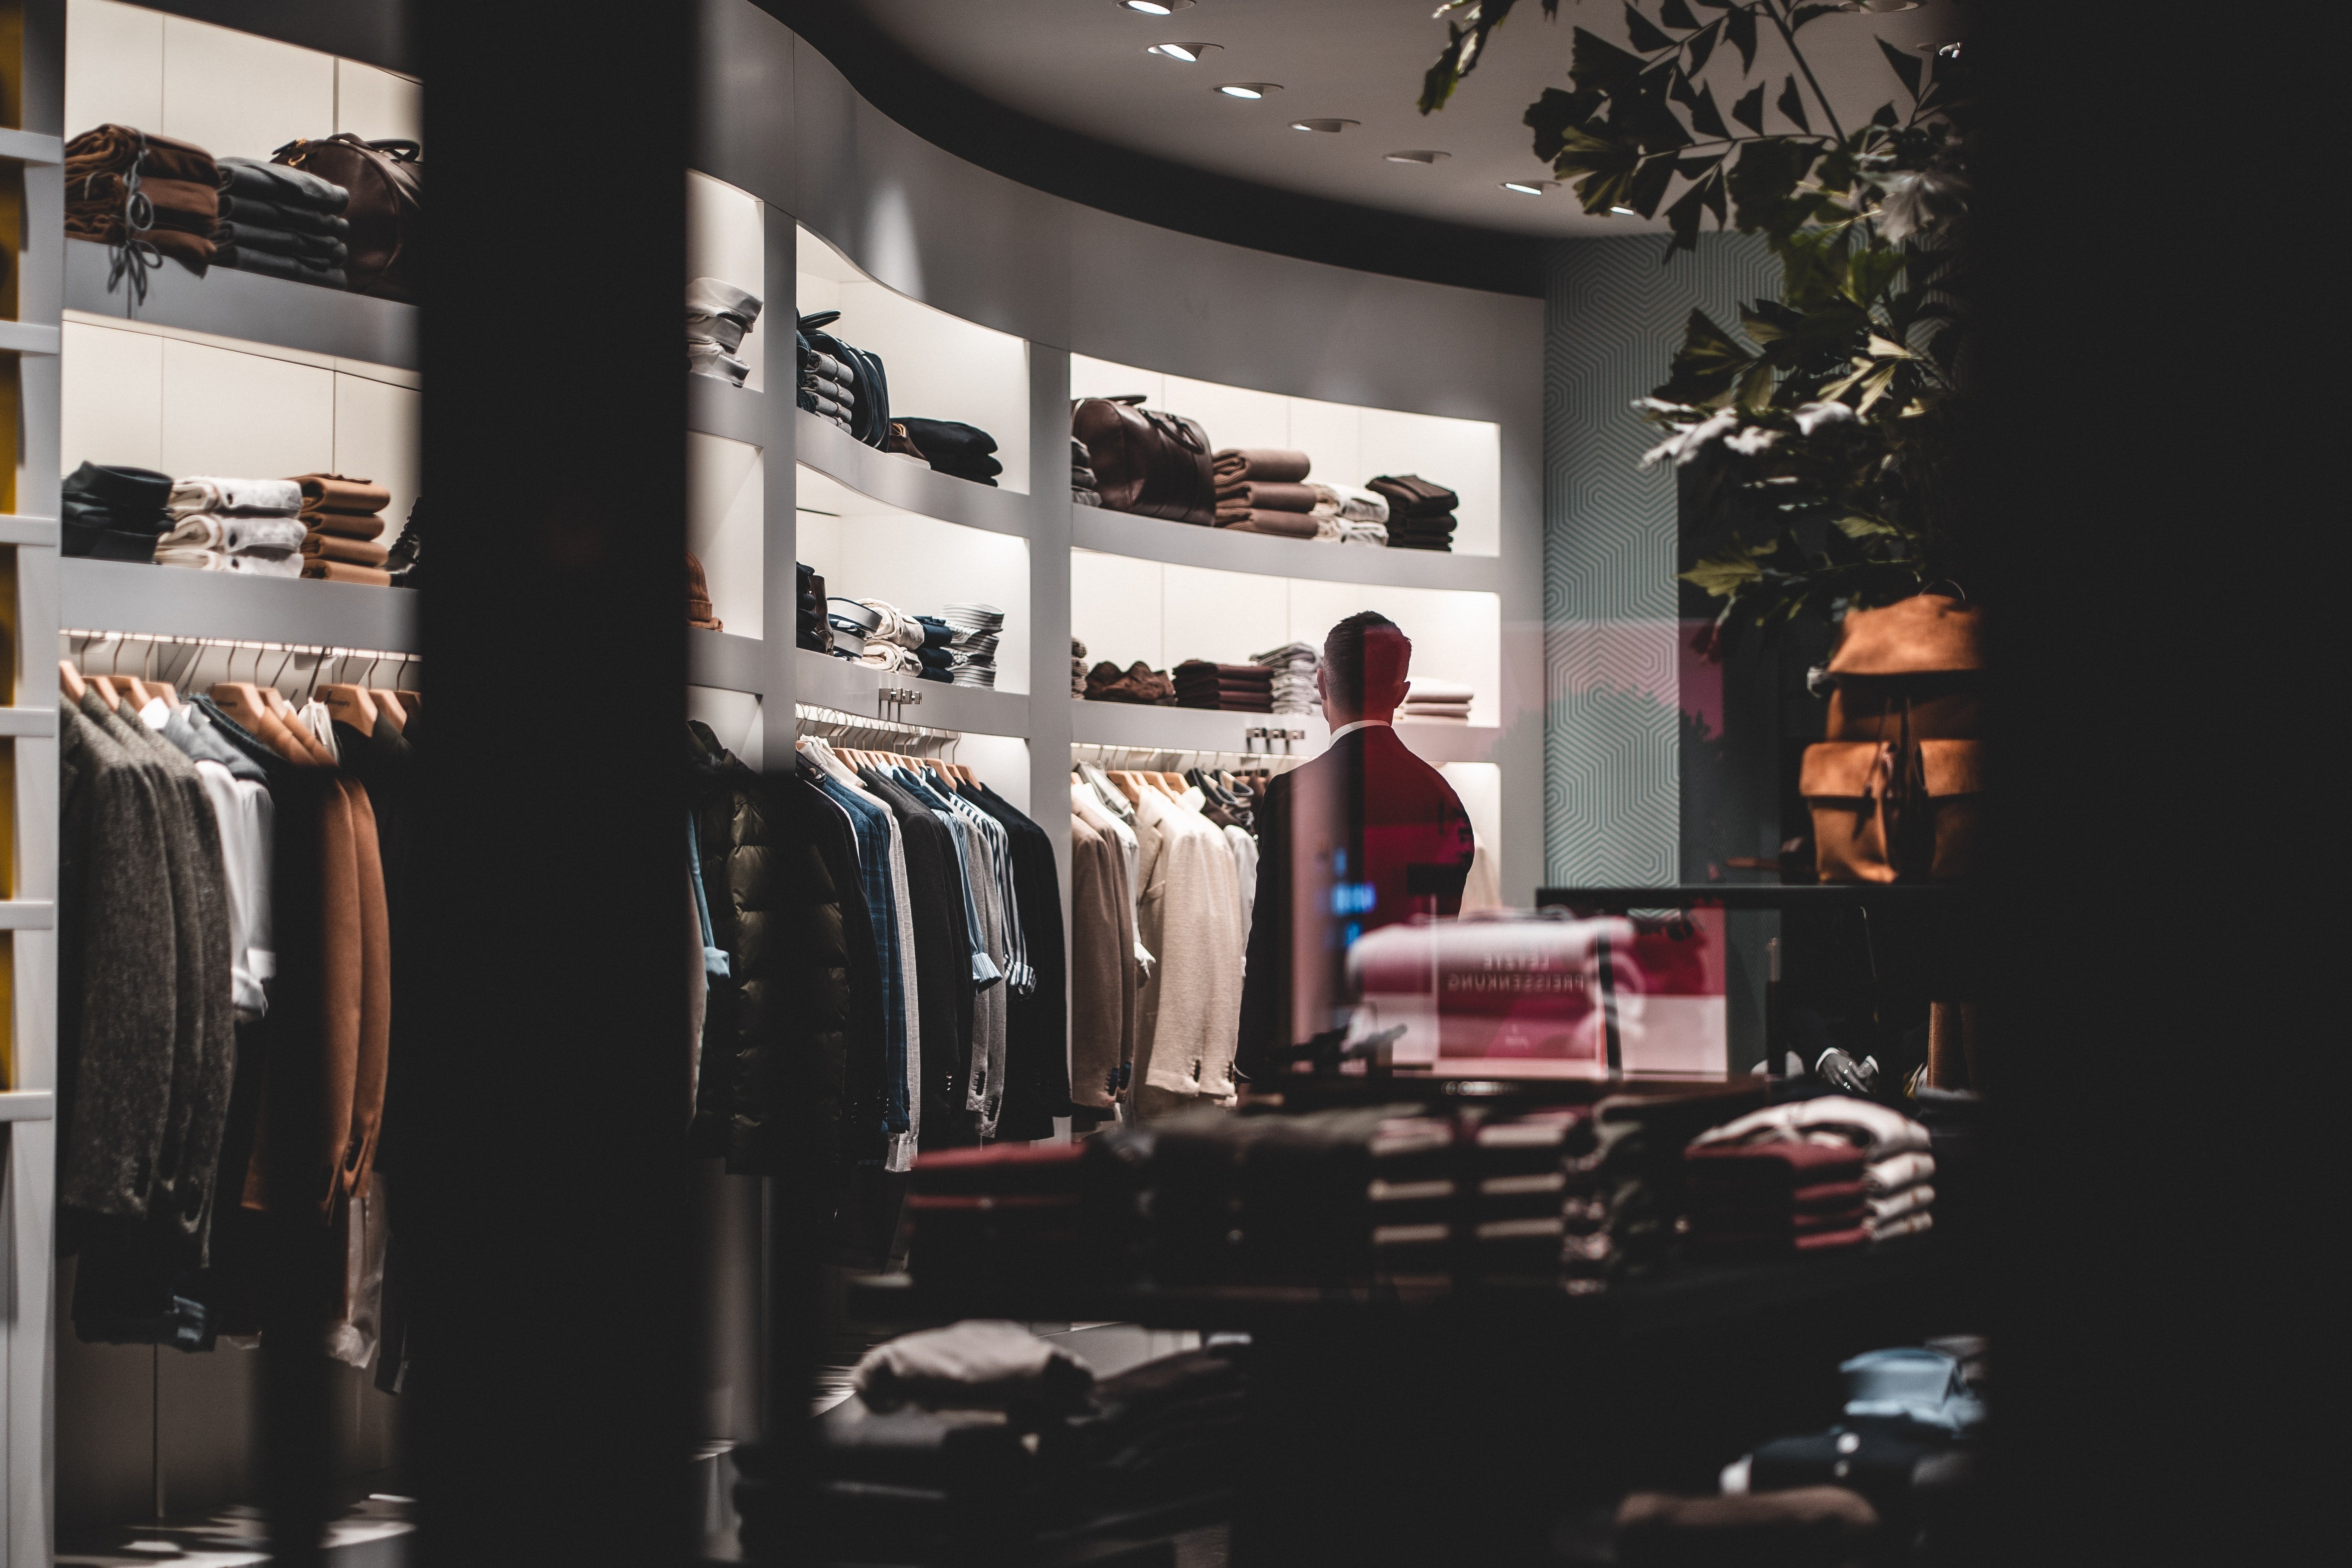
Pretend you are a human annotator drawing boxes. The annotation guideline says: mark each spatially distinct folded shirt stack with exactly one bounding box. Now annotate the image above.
[1368,474,1460,552]
[687,277,762,386]
[796,562,831,651]
[907,1145,1094,1281]
[1399,677,1475,724]
[940,602,1006,689]
[913,615,955,684]
[797,326,857,431]
[897,418,1003,487]
[64,124,219,276]
[153,475,306,576]
[1071,437,1101,508]
[1071,638,1089,697]
[1211,448,1320,538]
[1084,660,1176,706]
[290,473,392,585]
[213,157,351,289]
[1690,1095,1936,1244]
[60,461,175,560]
[1250,640,1321,715]
[1485,1092,1738,1292]
[1172,659,1274,713]
[1683,1140,1871,1261]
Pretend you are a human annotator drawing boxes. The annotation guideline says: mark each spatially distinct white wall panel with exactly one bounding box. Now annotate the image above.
[63,0,163,135]
[688,435,765,637]
[1160,563,1288,670]
[959,735,1032,814]
[331,371,420,548]
[159,14,335,160]
[335,58,423,144]
[1069,548,1164,674]
[158,338,335,480]
[1161,374,1288,457]
[59,320,163,473]
[1069,355,1162,408]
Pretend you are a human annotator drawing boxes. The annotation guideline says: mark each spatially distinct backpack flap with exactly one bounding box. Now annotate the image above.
[1802,739,1982,884]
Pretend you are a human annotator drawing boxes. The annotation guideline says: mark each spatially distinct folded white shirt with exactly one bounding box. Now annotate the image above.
[1310,482,1390,523]
[160,513,309,555]
[1864,1149,1936,1194]
[154,546,302,576]
[168,476,303,518]
[1404,677,1477,703]
[1866,1183,1933,1222]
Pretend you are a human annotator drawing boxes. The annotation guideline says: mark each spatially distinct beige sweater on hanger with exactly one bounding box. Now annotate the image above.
[1131,785,1245,1101]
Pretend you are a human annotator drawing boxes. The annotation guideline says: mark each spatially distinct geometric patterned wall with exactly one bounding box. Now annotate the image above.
[1543,231,1778,886]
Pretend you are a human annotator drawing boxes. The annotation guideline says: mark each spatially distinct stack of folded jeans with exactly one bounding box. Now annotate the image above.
[213,157,350,288]
[1310,482,1391,545]
[897,418,1002,487]
[686,551,722,631]
[1212,448,1319,539]
[941,602,1005,689]
[290,473,392,585]
[1250,640,1321,714]
[64,125,218,278]
[152,475,306,576]
[1071,639,1089,696]
[1368,475,1459,551]
[1690,1096,1936,1244]
[60,461,176,560]
[686,278,762,386]
[1172,660,1273,713]
[796,563,831,652]
[1399,678,1475,724]
[797,329,857,432]
[1683,1140,1870,1261]
[1084,661,1176,706]
[914,614,956,685]
[1071,438,1101,507]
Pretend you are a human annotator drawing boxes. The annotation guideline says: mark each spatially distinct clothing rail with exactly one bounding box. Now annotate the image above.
[794,701,960,758]
[60,627,422,698]
[1070,741,1306,775]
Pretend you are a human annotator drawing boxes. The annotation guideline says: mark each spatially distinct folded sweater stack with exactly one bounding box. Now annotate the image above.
[898,418,1003,487]
[213,157,350,289]
[1368,475,1459,552]
[1172,660,1273,713]
[1071,438,1101,508]
[1084,661,1176,706]
[1211,449,1319,539]
[154,475,307,576]
[1070,639,1089,697]
[292,474,392,585]
[687,278,762,386]
[1684,1141,1870,1261]
[1690,1096,1937,1245]
[1310,482,1391,546]
[1251,640,1321,715]
[60,461,175,560]
[65,124,219,275]
[1399,677,1475,724]
[940,602,1005,689]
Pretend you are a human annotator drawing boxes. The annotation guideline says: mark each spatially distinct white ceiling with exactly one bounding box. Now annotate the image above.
[845,0,1962,236]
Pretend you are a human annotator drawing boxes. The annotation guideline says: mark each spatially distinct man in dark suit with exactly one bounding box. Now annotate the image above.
[1237,612,1476,1078]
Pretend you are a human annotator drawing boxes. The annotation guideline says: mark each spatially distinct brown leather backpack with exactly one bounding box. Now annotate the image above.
[272,134,421,301]
[1071,396,1215,525]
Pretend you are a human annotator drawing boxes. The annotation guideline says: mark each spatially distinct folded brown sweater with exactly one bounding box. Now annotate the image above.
[1215,509,1318,540]
[293,473,393,515]
[301,531,391,567]
[301,509,387,541]
[1368,474,1459,517]
[65,124,219,186]
[1214,480,1318,513]
[1176,661,1274,683]
[302,560,391,586]
[1213,448,1311,485]
[1085,660,1177,705]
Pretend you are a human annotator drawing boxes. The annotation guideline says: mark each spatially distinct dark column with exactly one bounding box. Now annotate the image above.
[409,2,694,1562]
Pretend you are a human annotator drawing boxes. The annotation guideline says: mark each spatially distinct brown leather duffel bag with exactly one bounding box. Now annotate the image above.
[1072,396,1215,525]
[272,134,421,301]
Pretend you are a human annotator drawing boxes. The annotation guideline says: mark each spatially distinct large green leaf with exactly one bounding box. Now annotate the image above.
[1553,124,1646,210]
[1654,309,1756,404]
[1525,85,1606,161]
[1625,2,1677,52]
[1845,245,1907,307]
[1663,175,1716,255]
[1726,138,1823,236]
[1680,546,1769,599]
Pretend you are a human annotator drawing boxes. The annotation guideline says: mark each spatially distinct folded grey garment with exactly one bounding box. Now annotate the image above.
[808,390,850,422]
[688,342,750,385]
[806,351,849,384]
[857,643,920,673]
[159,513,309,555]
[1073,488,1101,507]
[1336,520,1389,546]
[1251,640,1320,668]
[168,476,303,518]
[685,308,747,352]
[1310,482,1391,524]
[1072,465,1098,488]
[155,546,302,576]
[217,156,349,213]
[686,276,762,326]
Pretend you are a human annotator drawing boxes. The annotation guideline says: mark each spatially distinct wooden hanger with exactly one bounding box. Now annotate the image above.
[266,687,336,765]
[1107,771,1143,807]
[59,660,87,704]
[320,683,380,732]
[370,689,407,731]
[210,681,307,761]
[84,673,121,707]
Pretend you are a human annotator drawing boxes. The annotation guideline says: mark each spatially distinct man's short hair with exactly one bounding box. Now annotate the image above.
[1324,611,1411,711]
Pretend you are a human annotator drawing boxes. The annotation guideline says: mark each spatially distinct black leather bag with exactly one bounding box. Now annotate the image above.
[1071,395,1215,525]
[798,312,890,448]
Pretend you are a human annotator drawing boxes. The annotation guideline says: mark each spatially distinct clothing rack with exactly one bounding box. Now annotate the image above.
[60,627,423,699]
[794,701,959,759]
[1070,741,1306,776]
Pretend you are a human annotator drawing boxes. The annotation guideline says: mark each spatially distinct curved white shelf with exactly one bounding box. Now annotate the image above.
[796,412,1031,538]
[1071,503,1501,593]
[798,647,1030,737]
[0,320,62,355]
[0,128,65,165]
[65,238,418,368]
[688,629,771,694]
[1070,698,1500,766]
[687,376,769,446]
[60,558,420,651]
[0,514,60,547]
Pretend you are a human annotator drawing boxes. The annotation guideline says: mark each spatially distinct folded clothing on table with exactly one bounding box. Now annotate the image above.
[1041,1346,1249,1514]
[1252,640,1321,714]
[155,514,307,570]
[1691,1095,1936,1243]
[1212,447,1311,486]
[65,125,219,275]
[212,157,350,287]
[1085,661,1176,706]
[61,461,174,560]
[897,418,1002,486]
[150,548,303,577]
[1318,517,1391,546]
[1684,1140,1870,1259]
[687,276,762,387]
[854,1318,1096,1415]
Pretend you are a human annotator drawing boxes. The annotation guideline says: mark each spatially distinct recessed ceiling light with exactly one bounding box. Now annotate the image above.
[1385,150,1452,165]
[1609,204,1639,216]
[1290,118,1359,133]
[1145,42,1219,62]
[1117,0,1192,14]
[1216,83,1281,99]
[1500,180,1553,195]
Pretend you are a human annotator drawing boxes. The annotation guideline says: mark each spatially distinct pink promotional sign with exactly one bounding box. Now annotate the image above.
[1344,909,1728,1076]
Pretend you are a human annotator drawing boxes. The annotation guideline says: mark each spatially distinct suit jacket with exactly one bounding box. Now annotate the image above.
[1236,724,1475,1079]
